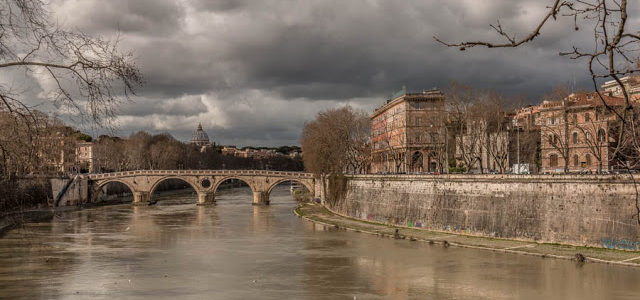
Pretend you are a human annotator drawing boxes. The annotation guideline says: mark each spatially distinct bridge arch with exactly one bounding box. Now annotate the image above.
[149,176,201,196]
[96,179,136,193]
[148,176,202,204]
[266,178,313,197]
[213,176,255,194]
[91,179,136,204]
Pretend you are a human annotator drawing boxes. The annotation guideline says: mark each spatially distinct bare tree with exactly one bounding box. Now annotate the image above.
[0,0,142,125]
[378,114,407,173]
[448,83,512,173]
[482,92,511,173]
[435,0,640,221]
[573,107,609,172]
[301,106,369,175]
[0,0,143,209]
[435,1,639,152]
[344,110,371,174]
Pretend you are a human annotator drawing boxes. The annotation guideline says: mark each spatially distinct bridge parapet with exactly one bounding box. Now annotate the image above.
[88,170,314,180]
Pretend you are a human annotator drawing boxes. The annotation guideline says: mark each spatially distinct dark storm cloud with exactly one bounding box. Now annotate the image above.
[188,0,248,12]
[44,0,640,145]
[55,0,185,36]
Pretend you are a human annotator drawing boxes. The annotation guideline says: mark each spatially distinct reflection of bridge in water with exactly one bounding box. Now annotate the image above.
[88,170,317,206]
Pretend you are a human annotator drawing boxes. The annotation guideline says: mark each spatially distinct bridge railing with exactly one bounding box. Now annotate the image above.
[87,170,315,180]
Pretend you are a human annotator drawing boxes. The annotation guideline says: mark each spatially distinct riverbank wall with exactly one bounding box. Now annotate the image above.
[327,174,640,250]
[51,176,88,206]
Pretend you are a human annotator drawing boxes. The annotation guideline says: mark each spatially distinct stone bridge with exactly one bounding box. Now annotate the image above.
[87,170,317,206]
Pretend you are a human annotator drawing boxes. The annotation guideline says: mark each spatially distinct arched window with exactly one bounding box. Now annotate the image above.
[586,154,592,166]
[597,128,606,143]
[585,132,592,142]
[410,151,423,172]
[573,154,579,167]
[572,132,579,144]
[550,154,558,168]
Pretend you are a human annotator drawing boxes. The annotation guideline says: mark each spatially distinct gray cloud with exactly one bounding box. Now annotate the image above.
[36,0,640,145]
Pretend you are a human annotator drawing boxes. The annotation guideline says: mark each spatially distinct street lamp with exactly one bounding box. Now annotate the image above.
[517,116,520,170]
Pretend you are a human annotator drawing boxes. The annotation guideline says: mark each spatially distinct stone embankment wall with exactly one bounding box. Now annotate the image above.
[51,176,88,206]
[328,174,640,250]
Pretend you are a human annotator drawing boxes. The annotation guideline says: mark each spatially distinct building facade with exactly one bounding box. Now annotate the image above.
[601,75,640,101]
[76,142,94,173]
[370,89,448,173]
[454,119,511,173]
[539,92,624,173]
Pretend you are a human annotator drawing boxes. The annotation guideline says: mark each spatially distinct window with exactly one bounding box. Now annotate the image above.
[585,132,592,142]
[549,134,558,146]
[415,117,422,126]
[573,154,579,167]
[572,114,577,124]
[550,154,558,168]
[597,128,606,143]
[585,113,591,122]
[572,132,578,144]
[586,154,592,166]
[415,135,421,143]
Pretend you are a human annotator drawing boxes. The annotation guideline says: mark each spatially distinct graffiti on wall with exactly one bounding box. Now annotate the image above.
[601,238,640,251]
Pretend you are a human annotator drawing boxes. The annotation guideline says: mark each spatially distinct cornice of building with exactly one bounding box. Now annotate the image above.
[372,90,444,119]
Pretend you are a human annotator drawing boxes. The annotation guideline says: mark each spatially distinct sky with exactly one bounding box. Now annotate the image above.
[32,0,640,146]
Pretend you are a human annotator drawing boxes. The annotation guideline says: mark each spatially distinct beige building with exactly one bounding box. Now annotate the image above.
[601,75,640,101]
[76,142,94,173]
[370,89,448,173]
[454,119,511,173]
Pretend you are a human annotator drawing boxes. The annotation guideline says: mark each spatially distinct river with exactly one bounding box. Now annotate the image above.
[0,185,639,300]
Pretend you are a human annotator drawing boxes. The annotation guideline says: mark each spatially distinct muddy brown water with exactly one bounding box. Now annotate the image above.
[0,186,638,300]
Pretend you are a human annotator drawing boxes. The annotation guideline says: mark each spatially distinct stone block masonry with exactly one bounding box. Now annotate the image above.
[328,174,640,250]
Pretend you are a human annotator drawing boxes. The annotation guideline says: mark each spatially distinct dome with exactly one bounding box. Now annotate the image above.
[190,123,210,146]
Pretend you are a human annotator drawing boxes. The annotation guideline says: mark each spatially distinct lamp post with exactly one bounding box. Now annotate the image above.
[516,116,520,174]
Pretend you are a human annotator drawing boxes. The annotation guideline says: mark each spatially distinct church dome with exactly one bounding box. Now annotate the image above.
[190,123,210,145]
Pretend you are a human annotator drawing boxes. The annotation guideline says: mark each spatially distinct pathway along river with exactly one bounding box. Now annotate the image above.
[0,185,639,299]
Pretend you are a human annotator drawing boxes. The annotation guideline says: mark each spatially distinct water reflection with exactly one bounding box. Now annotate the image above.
[0,185,639,299]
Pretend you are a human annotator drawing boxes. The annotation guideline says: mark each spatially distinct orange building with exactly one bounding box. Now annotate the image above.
[370,89,448,173]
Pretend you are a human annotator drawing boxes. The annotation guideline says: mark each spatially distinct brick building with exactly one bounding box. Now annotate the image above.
[370,89,448,173]
[539,92,625,173]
